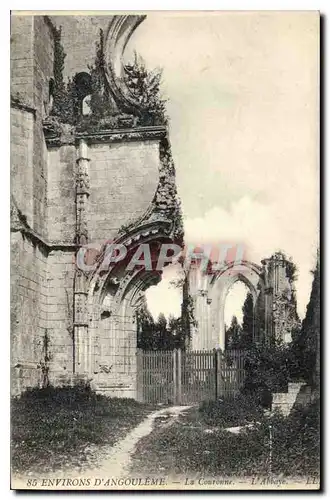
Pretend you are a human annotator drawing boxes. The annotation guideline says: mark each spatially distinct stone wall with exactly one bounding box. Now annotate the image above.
[46,250,75,384]
[32,16,54,237]
[11,15,54,238]
[11,14,171,398]
[11,16,34,107]
[93,312,137,399]
[88,140,159,243]
[189,262,262,350]
[11,108,34,227]
[11,15,55,394]
[11,232,48,394]
[49,15,114,79]
[47,146,76,244]
[11,15,54,113]
[271,382,306,416]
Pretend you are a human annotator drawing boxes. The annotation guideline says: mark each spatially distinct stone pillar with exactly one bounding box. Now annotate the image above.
[76,139,90,246]
[218,288,226,351]
[73,139,90,375]
[74,271,89,373]
[264,286,274,343]
[262,253,299,344]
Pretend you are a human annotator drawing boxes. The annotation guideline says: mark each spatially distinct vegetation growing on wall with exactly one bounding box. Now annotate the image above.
[48,29,168,129]
[124,51,168,126]
[46,26,184,256]
[87,29,113,120]
[157,138,184,245]
[52,27,73,121]
[241,252,320,400]
[272,252,300,344]
[37,330,52,389]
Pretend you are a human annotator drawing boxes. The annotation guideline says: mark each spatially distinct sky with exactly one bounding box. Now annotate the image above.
[125,12,319,322]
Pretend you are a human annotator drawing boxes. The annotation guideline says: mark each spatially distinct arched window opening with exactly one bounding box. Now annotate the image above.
[139,264,184,351]
[73,71,92,117]
[45,78,54,115]
[224,281,254,350]
[82,95,92,116]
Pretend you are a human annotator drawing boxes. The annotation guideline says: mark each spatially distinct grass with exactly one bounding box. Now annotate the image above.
[129,396,320,478]
[11,385,155,475]
[198,393,265,427]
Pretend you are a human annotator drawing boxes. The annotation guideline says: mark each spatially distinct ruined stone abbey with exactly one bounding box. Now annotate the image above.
[11,14,299,398]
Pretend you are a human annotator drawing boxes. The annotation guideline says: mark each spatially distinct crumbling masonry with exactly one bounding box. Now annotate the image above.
[10,14,299,397]
[187,252,300,351]
[11,14,183,397]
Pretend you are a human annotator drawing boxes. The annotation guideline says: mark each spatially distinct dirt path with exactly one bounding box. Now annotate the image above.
[87,405,190,477]
[12,405,192,487]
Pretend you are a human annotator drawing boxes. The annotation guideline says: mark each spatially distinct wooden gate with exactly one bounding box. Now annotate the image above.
[136,350,175,403]
[137,349,246,404]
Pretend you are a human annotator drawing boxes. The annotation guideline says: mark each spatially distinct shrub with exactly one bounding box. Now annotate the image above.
[199,392,264,427]
[242,342,292,406]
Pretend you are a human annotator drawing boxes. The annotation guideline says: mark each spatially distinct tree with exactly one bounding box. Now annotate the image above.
[168,315,186,350]
[156,312,167,330]
[88,28,114,119]
[124,51,167,126]
[240,292,254,349]
[291,252,320,385]
[225,316,242,350]
[52,27,67,118]
[136,302,155,350]
[154,313,168,350]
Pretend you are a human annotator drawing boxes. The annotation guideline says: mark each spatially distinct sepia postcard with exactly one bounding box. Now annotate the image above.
[10,10,320,491]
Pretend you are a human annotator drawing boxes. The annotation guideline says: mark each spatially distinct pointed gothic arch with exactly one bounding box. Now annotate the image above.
[209,261,263,350]
[73,219,176,397]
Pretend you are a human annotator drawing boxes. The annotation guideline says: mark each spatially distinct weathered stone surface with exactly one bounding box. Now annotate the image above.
[48,15,114,79]
[188,254,299,350]
[88,140,159,243]
[11,108,34,227]
[11,14,177,397]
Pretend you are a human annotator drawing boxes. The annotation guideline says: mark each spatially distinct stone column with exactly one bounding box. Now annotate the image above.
[264,286,274,343]
[73,139,90,375]
[218,288,226,351]
[262,257,274,343]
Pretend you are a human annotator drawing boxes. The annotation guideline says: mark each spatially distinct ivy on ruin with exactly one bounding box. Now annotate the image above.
[271,251,300,342]
[123,51,168,127]
[51,27,79,123]
[48,29,168,130]
[37,329,52,389]
[157,138,184,245]
[46,25,185,284]
[84,29,119,128]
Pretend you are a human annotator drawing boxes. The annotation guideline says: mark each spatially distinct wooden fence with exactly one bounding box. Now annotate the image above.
[136,349,246,404]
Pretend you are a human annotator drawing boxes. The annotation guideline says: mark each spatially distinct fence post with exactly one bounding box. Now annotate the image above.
[173,349,177,404]
[177,349,182,405]
[214,349,218,400]
[136,349,141,402]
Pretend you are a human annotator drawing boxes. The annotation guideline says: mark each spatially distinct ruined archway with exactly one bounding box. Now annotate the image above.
[189,260,264,351]
[188,254,300,351]
[58,14,185,397]
[209,262,263,350]
[73,219,178,397]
